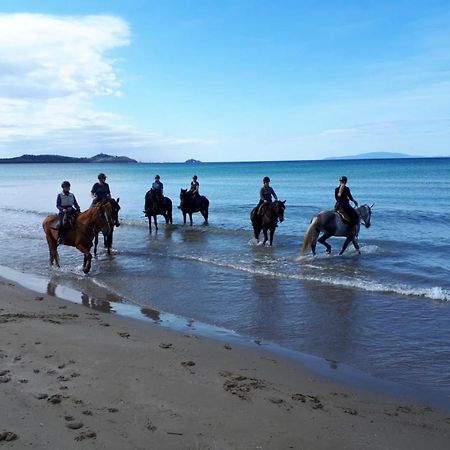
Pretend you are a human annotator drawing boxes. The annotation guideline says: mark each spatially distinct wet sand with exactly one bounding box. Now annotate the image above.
[1,276,449,449]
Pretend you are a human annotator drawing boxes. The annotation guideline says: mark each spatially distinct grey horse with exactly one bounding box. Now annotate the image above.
[301,204,373,256]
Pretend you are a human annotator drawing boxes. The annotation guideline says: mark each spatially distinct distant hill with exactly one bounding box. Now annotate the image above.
[0,153,137,164]
[325,152,416,160]
[185,158,202,164]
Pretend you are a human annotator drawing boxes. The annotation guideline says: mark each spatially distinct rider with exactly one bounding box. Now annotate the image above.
[334,176,358,226]
[91,173,111,205]
[188,175,200,206]
[257,176,278,215]
[151,175,164,209]
[56,181,80,245]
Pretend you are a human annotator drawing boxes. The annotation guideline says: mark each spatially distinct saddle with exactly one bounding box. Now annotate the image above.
[50,214,77,230]
[335,206,353,226]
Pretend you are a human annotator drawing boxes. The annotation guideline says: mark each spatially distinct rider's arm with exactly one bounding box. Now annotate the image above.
[271,188,278,201]
[347,189,358,206]
[91,183,97,198]
[56,194,64,213]
[73,196,81,211]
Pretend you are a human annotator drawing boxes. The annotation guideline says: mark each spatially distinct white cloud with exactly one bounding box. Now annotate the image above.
[0,13,206,161]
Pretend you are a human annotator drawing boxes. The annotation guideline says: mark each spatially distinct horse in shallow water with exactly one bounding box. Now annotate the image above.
[179,189,209,225]
[301,204,373,256]
[250,200,286,246]
[93,198,121,255]
[144,190,173,233]
[42,200,115,273]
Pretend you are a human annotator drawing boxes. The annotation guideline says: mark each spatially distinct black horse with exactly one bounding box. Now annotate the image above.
[93,198,121,255]
[179,189,209,225]
[250,200,286,246]
[144,190,173,233]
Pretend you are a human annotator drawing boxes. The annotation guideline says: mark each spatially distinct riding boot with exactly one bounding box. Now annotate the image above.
[56,230,64,246]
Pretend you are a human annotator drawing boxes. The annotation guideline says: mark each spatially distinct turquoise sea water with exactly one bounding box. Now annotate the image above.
[0,158,449,405]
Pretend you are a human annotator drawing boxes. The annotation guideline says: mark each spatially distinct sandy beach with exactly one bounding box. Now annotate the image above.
[0,276,449,449]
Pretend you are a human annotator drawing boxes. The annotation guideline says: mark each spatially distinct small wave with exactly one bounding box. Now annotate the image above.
[172,253,450,302]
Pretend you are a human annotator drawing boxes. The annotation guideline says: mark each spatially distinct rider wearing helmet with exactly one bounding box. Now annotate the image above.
[151,175,164,208]
[257,176,278,215]
[335,176,358,226]
[91,173,111,205]
[188,175,200,197]
[56,181,80,245]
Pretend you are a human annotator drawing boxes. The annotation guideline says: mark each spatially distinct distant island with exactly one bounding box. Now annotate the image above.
[0,153,137,164]
[185,158,202,164]
[325,152,416,160]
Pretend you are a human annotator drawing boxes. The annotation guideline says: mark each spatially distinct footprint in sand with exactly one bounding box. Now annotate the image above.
[181,361,196,367]
[74,430,96,441]
[0,374,11,383]
[47,394,62,404]
[117,332,130,338]
[0,431,18,442]
[159,342,173,349]
[66,422,84,430]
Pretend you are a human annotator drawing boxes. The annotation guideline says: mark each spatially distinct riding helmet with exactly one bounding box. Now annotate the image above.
[61,181,71,188]
[98,173,106,180]
[339,176,348,183]
[263,176,270,183]
[155,175,160,179]
[193,175,198,180]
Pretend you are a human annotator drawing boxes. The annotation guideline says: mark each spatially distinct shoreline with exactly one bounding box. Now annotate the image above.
[2,265,449,412]
[1,273,449,448]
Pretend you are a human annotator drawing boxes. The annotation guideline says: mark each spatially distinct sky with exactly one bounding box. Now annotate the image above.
[0,0,449,162]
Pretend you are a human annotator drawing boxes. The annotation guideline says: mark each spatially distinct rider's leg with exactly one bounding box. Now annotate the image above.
[57,213,64,245]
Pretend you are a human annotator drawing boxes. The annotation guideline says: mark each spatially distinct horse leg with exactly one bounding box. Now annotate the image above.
[94,232,99,255]
[269,226,276,246]
[262,228,269,245]
[46,233,60,267]
[318,233,332,254]
[253,225,261,241]
[148,217,152,234]
[352,238,361,255]
[104,232,112,255]
[189,213,193,226]
[182,212,187,225]
[202,208,208,225]
[339,237,353,255]
[154,215,158,231]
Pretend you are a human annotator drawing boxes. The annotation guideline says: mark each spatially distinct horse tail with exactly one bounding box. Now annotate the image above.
[301,217,319,256]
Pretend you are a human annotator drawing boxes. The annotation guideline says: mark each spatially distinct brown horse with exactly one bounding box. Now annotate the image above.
[42,200,115,274]
[93,198,121,255]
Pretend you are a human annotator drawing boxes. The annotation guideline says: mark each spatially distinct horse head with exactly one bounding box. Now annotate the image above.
[273,200,286,223]
[357,204,372,228]
[179,189,189,208]
[94,200,115,235]
[109,197,121,227]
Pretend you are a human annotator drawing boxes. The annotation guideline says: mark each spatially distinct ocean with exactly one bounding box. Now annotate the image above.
[1,158,449,406]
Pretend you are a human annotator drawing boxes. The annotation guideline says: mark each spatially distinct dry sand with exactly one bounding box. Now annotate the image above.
[0,276,449,449]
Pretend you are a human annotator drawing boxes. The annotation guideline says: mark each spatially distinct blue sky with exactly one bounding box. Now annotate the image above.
[0,1,449,162]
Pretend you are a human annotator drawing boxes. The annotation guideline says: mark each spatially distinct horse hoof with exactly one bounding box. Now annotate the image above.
[326,249,331,254]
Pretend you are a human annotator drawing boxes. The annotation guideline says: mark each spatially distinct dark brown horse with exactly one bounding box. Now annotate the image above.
[250,200,286,246]
[93,198,121,255]
[144,190,173,234]
[42,200,115,274]
[179,189,209,225]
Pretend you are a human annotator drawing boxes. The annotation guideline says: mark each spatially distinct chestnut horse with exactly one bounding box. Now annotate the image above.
[42,200,115,274]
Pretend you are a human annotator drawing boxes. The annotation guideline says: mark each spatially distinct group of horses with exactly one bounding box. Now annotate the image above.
[42,188,373,274]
